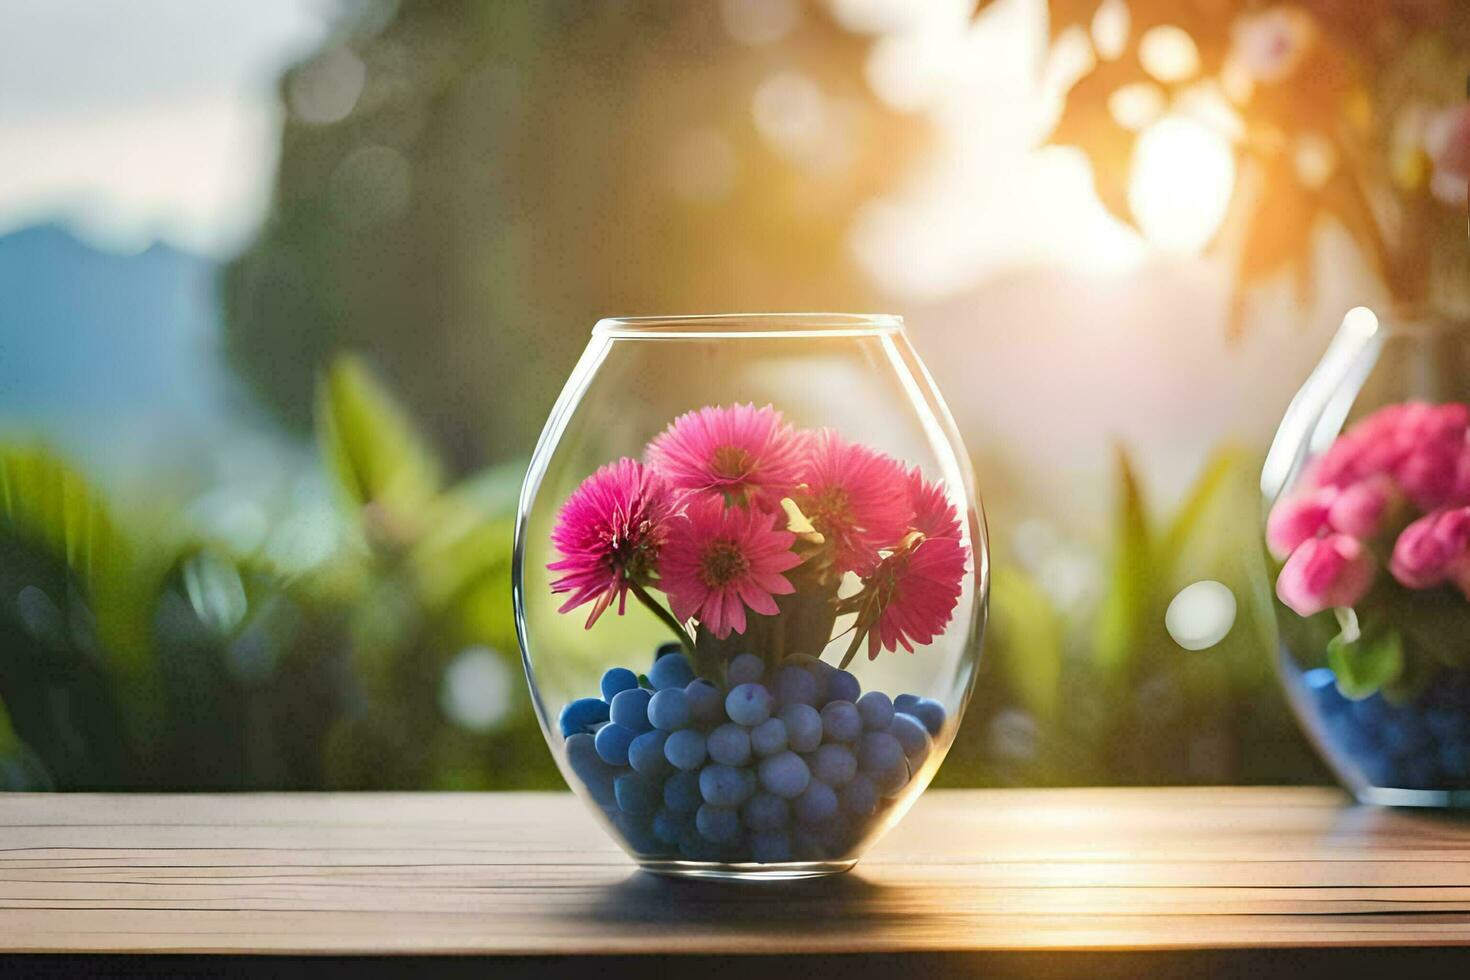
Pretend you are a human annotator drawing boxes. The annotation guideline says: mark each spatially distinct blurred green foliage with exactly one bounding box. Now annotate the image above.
[0,354,558,791]
[939,447,1326,788]
[0,356,1323,789]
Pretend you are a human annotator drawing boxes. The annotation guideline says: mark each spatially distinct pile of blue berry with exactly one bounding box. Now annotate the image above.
[557,643,947,863]
[1299,666,1470,790]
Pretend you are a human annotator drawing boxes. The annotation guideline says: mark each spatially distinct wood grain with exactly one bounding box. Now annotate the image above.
[2,788,1470,954]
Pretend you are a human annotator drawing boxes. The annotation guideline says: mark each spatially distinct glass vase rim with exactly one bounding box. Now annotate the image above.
[591,312,904,339]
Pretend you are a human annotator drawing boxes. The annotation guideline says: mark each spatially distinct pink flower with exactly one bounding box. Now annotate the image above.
[860,535,968,658]
[645,403,805,510]
[1313,403,1468,507]
[659,496,801,639]
[1267,486,1335,558]
[907,467,962,540]
[1425,104,1470,206]
[797,430,913,574]
[1327,476,1395,540]
[548,458,672,628]
[1314,404,1413,487]
[1275,533,1375,617]
[1389,507,1470,589]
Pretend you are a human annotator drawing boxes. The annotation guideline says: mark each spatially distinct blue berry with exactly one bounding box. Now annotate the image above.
[839,773,878,817]
[828,669,861,704]
[655,641,686,661]
[857,691,895,731]
[648,652,695,691]
[794,780,839,824]
[707,723,752,766]
[600,667,640,702]
[909,697,946,735]
[648,688,692,731]
[893,693,920,714]
[750,717,788,757]
[652,808,689,844]
[664,729,708,771]
[805,659,837,703]
[613,812,661,855]
[679,825,723,861]
[614,774,660,815]
[871,757,910,797]
[610,688,653,732]
[780,704,823,752]
[726,683,774,726]
[858,731,905,774]
[558,697,610,737]
[889,712,932,765]
[700,764,753,807]
[750,830,792,863]
[565,732,616,806]
[757,750,810,799]
[810,743,857,786]
[663,768,703,811]
[594,723,636,766]
[685,679,725,725]
[629,730,672,776]
[773,665,818,706]
[821,700,862,742]
[729,652,765,685]
[696,804,741,844]
[741,792,790,832]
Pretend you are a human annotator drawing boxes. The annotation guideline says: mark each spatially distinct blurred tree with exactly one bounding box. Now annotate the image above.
[225,0,926,469]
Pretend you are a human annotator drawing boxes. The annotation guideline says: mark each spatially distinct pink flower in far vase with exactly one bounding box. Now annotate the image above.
[645,403,806,510]
[1276,533,1375,618]
[1267,486,1336,558]
[860,535,968,658]
[1424,104,1470,207]
[798,429,913,574]
[907,466,962,540]
[548,458,672,628]
[1327,476,1395,540]
[1389,507,1470,589]
[658,495,801,639]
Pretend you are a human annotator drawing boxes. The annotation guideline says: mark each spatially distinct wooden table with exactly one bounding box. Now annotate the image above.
[3,788,1470,975]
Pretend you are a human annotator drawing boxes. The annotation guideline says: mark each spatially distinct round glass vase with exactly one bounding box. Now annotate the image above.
[513,314,988,879]
[1263,305,1470,807]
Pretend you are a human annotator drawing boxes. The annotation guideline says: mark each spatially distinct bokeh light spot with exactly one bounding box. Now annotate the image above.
[1166,580,1237,651]
[1128,114,1236,254]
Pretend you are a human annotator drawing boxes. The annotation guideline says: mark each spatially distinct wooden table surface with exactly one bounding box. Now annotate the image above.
[3,787,1470,962]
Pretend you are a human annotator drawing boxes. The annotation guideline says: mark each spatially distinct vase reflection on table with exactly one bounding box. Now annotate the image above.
[513,314,987,879]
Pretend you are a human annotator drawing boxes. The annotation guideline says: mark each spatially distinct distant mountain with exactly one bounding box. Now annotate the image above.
[0,223,289,498]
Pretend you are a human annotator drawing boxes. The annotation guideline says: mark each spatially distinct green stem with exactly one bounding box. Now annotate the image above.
[629,580,695,658]
[838,628,864,670]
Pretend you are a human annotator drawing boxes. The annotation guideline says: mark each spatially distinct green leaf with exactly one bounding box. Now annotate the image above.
[1328,629,1403,700]
[316,354,442,532]
[0,446,153,662]
[1158,446,1247,580]
[990,566,1063,721]
[1092,446,1154,675]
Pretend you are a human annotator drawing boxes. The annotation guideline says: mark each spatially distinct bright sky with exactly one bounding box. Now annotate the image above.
[0,0,334,257]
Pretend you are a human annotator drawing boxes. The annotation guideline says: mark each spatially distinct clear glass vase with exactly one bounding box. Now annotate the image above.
[513,314,988,878]
[1264,305,1470,807]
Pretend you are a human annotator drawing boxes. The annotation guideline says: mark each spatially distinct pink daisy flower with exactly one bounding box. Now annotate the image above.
[797,429,913,574]
[859,535,968,658]
[645,403,806,510]
[547,458,672,628]
[907,466,962,540]
[658,496,802,639]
